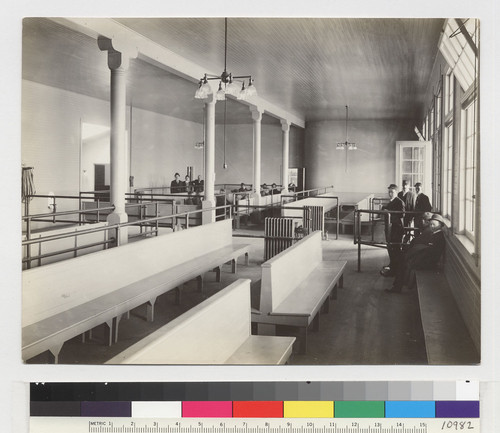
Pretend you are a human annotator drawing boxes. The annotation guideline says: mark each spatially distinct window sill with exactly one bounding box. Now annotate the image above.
[454,233,475,256]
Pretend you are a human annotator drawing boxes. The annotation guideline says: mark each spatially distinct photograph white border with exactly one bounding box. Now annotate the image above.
[1,0,498,431]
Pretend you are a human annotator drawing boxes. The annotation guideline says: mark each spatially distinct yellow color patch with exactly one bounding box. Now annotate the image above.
[283,401,334,418]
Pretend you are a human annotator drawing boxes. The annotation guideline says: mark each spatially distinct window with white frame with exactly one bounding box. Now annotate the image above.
[461,98,477,240]
[445,70,454,114]
[433,136,441,212]
[430,107,434,137]
[443,123,454,219]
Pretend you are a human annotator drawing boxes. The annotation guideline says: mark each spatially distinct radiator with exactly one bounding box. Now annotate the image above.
[303,205,324,234]
[264,217,295,260]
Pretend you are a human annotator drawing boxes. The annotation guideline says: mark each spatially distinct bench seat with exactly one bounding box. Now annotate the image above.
[252,231,346,353]
[22,219,249,363]
[106,279,295,365]
[416,270,479,365]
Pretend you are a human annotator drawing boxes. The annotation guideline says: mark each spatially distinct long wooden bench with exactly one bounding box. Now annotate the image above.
[251,231,347,353]
[106,279,295,364]
[22,219,250,363]
[415,270,479,365]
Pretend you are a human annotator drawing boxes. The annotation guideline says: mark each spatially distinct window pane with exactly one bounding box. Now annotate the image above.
[402,147,412,159]
[403,161,412,173]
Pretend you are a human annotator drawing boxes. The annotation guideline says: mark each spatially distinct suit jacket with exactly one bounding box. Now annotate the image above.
[398,190,416,212]
[383,197,405,227]
[415,193,432,212]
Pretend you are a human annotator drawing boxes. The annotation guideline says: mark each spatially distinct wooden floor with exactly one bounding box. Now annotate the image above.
[27,233,470,365]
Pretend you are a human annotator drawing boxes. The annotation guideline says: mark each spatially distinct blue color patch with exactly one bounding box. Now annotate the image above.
[385,401,435,418]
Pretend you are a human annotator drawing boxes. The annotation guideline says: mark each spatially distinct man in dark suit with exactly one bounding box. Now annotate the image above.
[413,182,432,234]
[170,172,183,193]
[398,180,416,242]
[380,184,405,277]
[387,213,446,293]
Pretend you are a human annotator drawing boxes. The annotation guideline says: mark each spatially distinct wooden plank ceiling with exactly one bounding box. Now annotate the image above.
[23,17,444,125]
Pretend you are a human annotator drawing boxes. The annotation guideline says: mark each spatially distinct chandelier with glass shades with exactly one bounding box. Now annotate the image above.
[336,105,358,150]
[195,18,257,101]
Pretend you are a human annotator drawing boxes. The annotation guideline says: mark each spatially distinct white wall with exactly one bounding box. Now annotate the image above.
[214,122,305,188]
[305,119,417,194]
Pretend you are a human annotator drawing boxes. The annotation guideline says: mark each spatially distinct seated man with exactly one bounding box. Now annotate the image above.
[270,183,281,194]
[261,183,269,196]
[386,213,446,293]
[238,182,248,192]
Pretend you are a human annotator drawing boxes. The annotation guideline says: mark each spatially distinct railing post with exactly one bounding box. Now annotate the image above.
[336,198,340,240]
[78,193,82,226]
[155,203,159,236]
[116,226,121,247]
[26,216,32,269]
[52,198,57,223]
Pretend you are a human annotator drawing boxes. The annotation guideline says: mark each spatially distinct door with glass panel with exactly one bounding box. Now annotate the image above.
[395,141,432,200]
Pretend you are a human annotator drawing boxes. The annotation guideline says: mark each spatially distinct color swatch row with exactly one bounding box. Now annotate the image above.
[31,400,480,418]
[30,381,479,402]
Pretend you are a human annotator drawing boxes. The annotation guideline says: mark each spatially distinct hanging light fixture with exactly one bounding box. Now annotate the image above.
[336,105,357,150]
[194,18,257,101]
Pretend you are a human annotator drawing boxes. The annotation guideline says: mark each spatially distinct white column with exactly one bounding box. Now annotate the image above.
[202,94,216,224]
[281,119,291,194]
[98,37,137,245]
[251,107,263,204]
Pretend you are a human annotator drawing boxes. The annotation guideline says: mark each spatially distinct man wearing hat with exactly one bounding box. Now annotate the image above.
[380,184,405,277]
[413,182,432,234]
[387,213,446,293]
[398,180,416,242]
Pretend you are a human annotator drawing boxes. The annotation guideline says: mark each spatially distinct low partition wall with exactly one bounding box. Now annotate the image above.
[443,235,481,355]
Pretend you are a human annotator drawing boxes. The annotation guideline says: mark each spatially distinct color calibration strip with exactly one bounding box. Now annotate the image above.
[30,400,480,418]
[30,381,479,419]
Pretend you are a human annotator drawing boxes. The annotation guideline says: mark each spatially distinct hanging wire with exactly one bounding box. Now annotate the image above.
[223,98,227,169]
[22,166,36,202]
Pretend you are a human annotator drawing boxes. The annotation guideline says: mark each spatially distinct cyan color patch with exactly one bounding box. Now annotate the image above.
[386,401,435,418]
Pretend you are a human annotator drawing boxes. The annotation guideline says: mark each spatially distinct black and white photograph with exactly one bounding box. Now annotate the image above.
[19,17,482,366]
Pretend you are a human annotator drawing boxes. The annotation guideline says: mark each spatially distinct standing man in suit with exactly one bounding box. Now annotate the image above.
[413,182,432,234]
[380,184,405,277]
[398,179,416,243]
[170,172,183,193]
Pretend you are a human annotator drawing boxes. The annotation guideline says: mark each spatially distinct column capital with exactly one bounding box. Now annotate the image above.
[250,106,263,121]
[280,119,291,132]
[98,36,138,70]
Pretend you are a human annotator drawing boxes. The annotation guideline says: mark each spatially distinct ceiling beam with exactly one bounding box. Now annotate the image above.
[49,17,305,128]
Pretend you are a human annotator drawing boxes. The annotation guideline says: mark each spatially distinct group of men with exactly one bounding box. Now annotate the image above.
[170,173,204,194]
[381,180,446,293]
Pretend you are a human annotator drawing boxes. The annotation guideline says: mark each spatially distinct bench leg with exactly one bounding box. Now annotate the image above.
[175,286,182,305]
[257,323,276,336]
[339,274,344,288]
[104,319,113,346]
[312,313,320,332]
[245,252,249,265]
[197,275,204,292]
[231,258,237,273]
[125,311,130,320]
[49,343,64,364]
[321,299,330,314]
[330,284,338,301]
[298,327,308,354]
[214,267,221,283]
[114,314,123,343]
[147,297,157,322]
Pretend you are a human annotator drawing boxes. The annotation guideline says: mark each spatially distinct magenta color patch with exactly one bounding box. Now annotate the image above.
[182,401,232,417]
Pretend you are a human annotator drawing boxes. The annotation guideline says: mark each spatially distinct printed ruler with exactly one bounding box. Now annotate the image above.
[30,417,480,433]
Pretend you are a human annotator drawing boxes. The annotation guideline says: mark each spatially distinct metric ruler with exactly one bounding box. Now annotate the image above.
[29,417,480,433]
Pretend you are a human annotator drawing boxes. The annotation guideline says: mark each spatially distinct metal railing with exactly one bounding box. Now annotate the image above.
[22,204,232,269]
[353,209,429,272]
